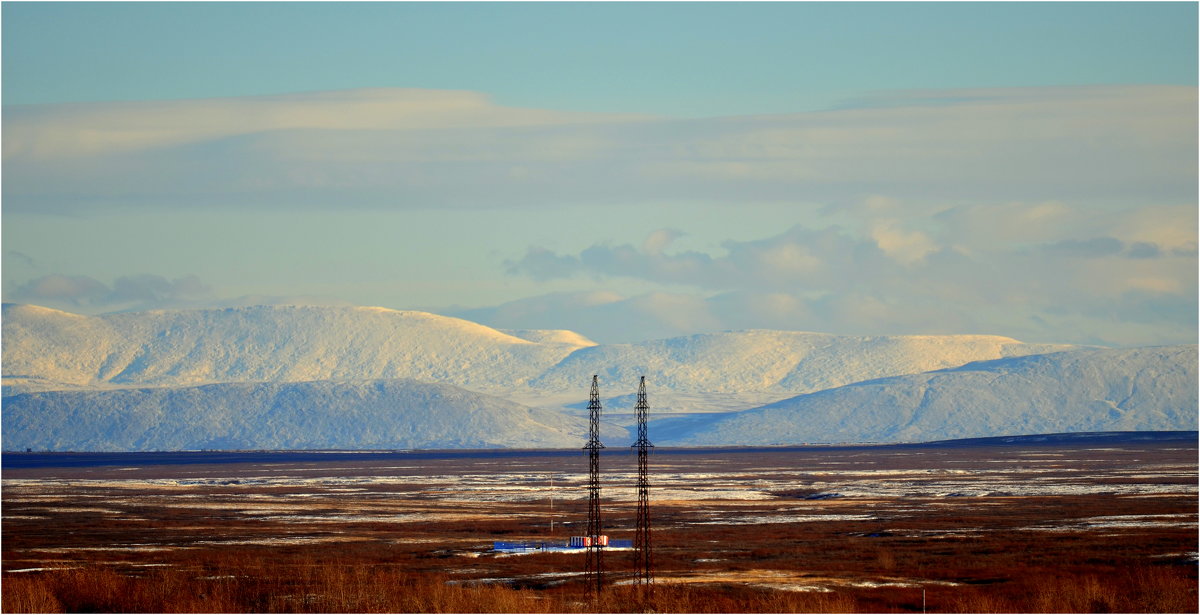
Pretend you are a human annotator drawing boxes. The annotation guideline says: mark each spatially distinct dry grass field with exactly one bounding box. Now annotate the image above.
[2,437,1196,613]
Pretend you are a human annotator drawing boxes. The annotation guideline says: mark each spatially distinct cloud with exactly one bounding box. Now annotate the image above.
[462,281,1194,347]
[1041,237,1126,259]
[502,199,1197,346]
[8,273,213,309]
[10,274,110,304]
[507,238,727,289]
[454,290,724,344]
[4,85,1193,212]
[455,289,624,325]
[504,248,582,282]
[207,294,358,309]
[1034,236,1197,261]
[2,88,645,159]
[868,220,937,266]
[1126,242,1164,259]
[5,85,1193,347]
[108,274,210,304]
[3,250,36,268]
[508,226,896,292]
[453,290,694,343]
[641,228,684,256]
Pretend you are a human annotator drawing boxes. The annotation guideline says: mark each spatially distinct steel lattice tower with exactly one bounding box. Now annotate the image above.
[632,376,654,586]
[583,375,605,596]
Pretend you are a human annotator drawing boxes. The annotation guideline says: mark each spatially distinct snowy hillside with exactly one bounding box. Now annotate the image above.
[527,330,1072,394]
[1,304,588,393]
[501,328,599,347]
[3,379,594,451]
[3,303,1192,450]
[655,346,1199,446]
[1,304,1072,399]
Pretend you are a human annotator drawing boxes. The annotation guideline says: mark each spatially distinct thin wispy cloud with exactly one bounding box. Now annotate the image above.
[11,273,212,309]
[499,193,1197,346]
[4,85,1193,212]
[4,84,1195,346]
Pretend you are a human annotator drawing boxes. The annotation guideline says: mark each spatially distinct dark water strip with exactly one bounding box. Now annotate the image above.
[1,446,851,470]
[3,431,1193,470]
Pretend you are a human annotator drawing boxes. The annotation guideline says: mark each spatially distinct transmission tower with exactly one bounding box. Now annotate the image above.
[583,375,605,596]
[632,375,654,586]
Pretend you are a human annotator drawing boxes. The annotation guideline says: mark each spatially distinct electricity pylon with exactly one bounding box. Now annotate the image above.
[583,375,605,596]
[632,376,654,586]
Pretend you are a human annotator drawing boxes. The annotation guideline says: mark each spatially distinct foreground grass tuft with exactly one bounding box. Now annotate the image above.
[4,556,1195,613]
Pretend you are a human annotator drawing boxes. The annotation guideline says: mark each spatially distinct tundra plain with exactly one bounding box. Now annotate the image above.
[2,436,1197,613]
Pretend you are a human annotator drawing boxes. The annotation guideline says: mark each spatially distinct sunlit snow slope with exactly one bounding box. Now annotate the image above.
[654,346,1199,445]
[1,304,1070,398]
[527,330,1072,394]
[1,304,589,393]
[2,304,1193,450]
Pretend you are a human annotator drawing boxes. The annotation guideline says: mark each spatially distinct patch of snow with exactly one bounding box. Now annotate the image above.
[694,514,875,525]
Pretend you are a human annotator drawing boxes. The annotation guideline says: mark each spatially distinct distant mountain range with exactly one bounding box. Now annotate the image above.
[3,379,581,451]
[653,346,1198,445]
[3,303,1195,451]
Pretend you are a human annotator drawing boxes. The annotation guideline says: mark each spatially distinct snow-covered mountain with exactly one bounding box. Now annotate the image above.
[2,303,1193,451]
[653,346,1199,445]
[2,379,593,451]
[527,330,1072,394]
[1,304,1069,398]
[1,304,592,394]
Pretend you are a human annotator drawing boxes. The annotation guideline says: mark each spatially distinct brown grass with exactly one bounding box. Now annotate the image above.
[1,557,821,613]
[1,575,63,614]
[4,441,1196,613]
[939,565,1200,614]
[5,554,1195,613]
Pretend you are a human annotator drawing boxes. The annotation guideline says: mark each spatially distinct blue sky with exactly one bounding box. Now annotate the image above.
[3,2,1197,346]
[4,2,1195,115]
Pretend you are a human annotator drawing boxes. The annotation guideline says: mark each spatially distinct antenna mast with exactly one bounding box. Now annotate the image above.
[632,375,654,586]
[583,375,605,596]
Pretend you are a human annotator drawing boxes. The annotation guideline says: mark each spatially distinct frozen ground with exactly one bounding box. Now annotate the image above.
[5,458,1193,516]
[3,458,1194,543]
[3,441,1195,599]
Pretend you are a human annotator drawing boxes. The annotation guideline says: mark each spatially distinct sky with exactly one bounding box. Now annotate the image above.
[2,1,1197,347]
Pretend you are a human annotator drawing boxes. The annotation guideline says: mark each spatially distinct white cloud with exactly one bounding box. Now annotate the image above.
[509,226,895,292]
[11,274,109,304]
[755,242,823,275]
[8,273,213,310]
[869,219,937,265]
[501,203,1197,346]
[1117,204,1200,252]
[452,290,710,343]
[4,85,1194,347]
[641,228,684,256]
[1,88,644,159]
[462,278,1194,347]
[3,85,1193,212]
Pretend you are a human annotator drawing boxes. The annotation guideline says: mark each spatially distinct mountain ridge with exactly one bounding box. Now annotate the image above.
[1,303,580,393]
[2,378,593,452]
[3,303,1193,451]
[2,303,1075,398]
[652,345,1198,446]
